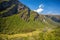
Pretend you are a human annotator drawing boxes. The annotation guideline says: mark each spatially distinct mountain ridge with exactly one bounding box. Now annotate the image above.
[0,0,60,40]
[0,0,60,34]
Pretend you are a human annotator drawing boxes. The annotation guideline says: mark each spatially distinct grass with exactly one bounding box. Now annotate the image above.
[0,7,48,34]
[0,0,60,40]
[0,13,44,34]
[0,27,60,40]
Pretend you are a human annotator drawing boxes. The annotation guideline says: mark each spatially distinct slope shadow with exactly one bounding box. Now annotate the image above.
[0,5,18,17]
[0,1,13,12]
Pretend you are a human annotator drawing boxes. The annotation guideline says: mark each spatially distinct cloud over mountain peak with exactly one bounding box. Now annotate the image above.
[34,4,44,14]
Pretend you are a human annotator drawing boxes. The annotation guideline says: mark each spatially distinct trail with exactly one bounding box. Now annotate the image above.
[8,30,41,39]
[0,28,54,39]
[0,30,41,39]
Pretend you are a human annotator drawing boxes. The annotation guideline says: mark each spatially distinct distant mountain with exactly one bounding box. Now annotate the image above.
[45,15,60,23]
[0,0,60,40]
[0,0,60,35]
[0,0,60,34]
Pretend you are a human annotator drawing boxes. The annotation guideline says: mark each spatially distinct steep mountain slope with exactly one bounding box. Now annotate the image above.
[0,0,46,34]
[0,0,59,34]
[0,0,60,40]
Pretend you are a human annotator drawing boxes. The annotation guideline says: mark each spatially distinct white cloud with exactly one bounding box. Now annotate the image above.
[34,4,44,14]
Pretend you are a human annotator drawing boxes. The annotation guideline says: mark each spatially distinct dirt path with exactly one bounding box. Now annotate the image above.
[0,28,54,39]
[0,30,41,39]
[9,30,41,39]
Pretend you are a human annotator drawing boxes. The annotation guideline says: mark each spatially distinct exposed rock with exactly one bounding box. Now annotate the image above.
[34,13,39,21]
[0,0,18,11]
[0,0,19,17]
[20,8,30,22]
[1,5,18,17]
[0,0,28,17]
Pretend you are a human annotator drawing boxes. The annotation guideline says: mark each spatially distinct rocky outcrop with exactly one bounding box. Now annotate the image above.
[0,0,19,17]
[1,5,18,17]
[0,0,18,11]
[20,8,30,22]
[0,0,39,22]
[34,13,39,21]
[0,0,28,17]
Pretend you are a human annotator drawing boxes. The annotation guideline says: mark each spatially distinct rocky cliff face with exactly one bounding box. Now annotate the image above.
[0,0,18,11]
[0,0,60,35]
[0,0,18,17]
[0,0,60,22]
[0,0,32,34]
[0,0,30,18]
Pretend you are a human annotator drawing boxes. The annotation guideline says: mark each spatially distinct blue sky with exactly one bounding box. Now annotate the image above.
[19,0,60,15]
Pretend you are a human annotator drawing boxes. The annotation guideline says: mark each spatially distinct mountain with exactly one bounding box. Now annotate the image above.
[0,0,60,40]
[0,0,51,34]
[0,0,32,34]
[45,15,60,23]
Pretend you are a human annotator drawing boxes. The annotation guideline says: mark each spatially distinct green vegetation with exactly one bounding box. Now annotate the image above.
[0,0,60,40]
[0,10,45,34]
[0,27,60,40]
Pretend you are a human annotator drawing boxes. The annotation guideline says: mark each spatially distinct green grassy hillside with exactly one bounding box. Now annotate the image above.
[0,0,60,40]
